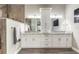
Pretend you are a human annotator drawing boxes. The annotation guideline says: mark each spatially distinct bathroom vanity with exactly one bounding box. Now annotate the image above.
[21,32,72,48]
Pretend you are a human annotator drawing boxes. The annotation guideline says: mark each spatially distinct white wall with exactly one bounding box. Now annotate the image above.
[66,4,79,49]
[6,18,23,54]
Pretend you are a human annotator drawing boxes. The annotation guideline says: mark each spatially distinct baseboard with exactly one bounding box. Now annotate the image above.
[22,48,72,51]
[14,47,22,54]
[72,47,79,53]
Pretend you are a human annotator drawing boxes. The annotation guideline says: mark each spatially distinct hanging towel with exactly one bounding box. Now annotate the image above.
[13,27,17,44]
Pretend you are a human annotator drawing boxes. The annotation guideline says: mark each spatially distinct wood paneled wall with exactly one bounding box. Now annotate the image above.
[1,5,8,18]
[0,19,6,54]
[1,4,25,22]
[7,4,24,22]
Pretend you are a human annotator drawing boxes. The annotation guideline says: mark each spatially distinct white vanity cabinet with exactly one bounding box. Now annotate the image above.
[52,35,72,48]
[21,34,41,48]
[21,33,72,48]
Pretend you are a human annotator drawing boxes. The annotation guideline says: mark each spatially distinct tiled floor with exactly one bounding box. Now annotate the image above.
[18,48,78,54]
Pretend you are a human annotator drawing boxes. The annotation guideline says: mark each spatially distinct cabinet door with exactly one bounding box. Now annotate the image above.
[21,35,35,48]
[21,35,32,48]
[66,35,72,48]
[25,35,40,48]
[59,36,67,48]
[57,35,72,48]
[22,35,41,48]
[31,35,40,48]
[53,39,59,48]
[52,35,59,48]
[51,35,66,48]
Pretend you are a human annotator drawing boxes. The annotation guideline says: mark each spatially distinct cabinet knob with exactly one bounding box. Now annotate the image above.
[45,44,48,46]
[59,38,61,41]
[66,38,68,41]
[32,39,35,41]
[45,39,48,40]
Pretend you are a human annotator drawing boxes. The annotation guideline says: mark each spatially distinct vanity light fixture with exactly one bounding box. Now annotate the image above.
[27,15,62,18]
[27,15,41,18]
[50,15,62,18]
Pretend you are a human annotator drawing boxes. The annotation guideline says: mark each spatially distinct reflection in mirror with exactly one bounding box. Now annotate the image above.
[25,18,31,32]
[24,5,67,32]
[53,19,59,26]
[25,18,41,32]
[25,17,66,32]
[52,18,59,31]
[74,8,79,23]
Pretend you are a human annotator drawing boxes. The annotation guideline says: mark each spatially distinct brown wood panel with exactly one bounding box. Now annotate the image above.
[1,4,24,22]
[1,5,8,18]
[0,19,6,54]
[8,4,24,22]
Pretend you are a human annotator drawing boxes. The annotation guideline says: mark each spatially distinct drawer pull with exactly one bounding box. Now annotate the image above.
[66,38,68,41]
[32,39,35,41]
[45,44,48,45]
[45,39,48,40]
[59,38,61,41]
